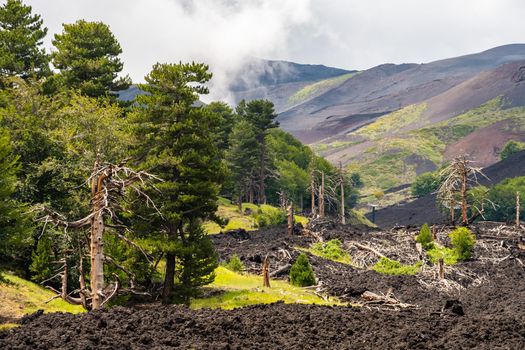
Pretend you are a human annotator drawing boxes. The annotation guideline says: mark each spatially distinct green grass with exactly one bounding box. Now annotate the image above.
[372,257,422,275]
[355,104,427,139]
[308,239,352,264]
[0,273,84,328]
[204,199,309,234]
[191,267,342,309]
[426,245,458,265]
[288,72,358,106]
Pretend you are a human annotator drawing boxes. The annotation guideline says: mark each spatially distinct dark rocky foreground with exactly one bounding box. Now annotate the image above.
[1,299,524,350]
[2,222,525,349]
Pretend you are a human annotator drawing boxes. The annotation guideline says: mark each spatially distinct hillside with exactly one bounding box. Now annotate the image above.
[369,150,525,228]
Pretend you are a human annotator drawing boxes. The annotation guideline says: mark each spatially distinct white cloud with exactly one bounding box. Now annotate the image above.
[24,0,525,101]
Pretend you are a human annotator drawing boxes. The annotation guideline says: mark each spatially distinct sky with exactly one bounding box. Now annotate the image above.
[25,0,525,100]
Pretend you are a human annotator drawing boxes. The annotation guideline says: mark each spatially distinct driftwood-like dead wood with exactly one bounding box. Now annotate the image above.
[349,242,385,258]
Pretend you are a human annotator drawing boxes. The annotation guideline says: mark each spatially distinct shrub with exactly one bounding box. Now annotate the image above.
[500,140,525,160]
[427,246,458,265]
[372,257,422,275]
[485,177,525,222]
[311,239,351,264]
[416,223,433,249]
[411,172,439,197]
[449,227,476,260]
[224,254,244,273]
[252,205,286,228]
[290,253,316,287]
[373,190,385,200]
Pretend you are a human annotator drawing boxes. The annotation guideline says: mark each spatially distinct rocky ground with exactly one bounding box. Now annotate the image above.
[2,221,525,349]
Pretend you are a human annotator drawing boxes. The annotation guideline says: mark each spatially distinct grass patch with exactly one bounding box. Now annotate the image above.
[204,199,309,234]
[191,267,342,309]
[426,245,458,265]
[0,273,84,325]
[288,72,358,106]
[355,104,427,139]
[309,239,351,264]
[372,257,422,275]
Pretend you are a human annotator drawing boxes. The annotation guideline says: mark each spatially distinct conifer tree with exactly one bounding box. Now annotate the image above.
[51,20,130,97]
[132,62,225,303]
[0,0,49,79]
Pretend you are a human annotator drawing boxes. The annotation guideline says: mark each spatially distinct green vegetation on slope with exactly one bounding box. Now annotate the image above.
[0,274,84,329]
[190,267,341,309]
[287,72,358,107]
[372,257,422,275]
[308,239,351,264]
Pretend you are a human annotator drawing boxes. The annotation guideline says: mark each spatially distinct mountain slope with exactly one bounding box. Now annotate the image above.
[280,44,525,143]
[369,150,525,228]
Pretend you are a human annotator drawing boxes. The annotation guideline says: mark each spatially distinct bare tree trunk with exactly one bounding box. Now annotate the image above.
[450,197,455,225]
[61,255,68,300]
[287,202,294,235]
[517,191,520,228]
[90,168,106,310]
[438,259,445,280]
[78,249,88,309]
[460,166,468,225]
[319,172,325,218]
[339,162,345,225]
[262,255,270,288]
[311,173,316,216]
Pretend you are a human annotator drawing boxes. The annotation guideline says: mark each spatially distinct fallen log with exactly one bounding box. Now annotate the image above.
[349,242,385,258]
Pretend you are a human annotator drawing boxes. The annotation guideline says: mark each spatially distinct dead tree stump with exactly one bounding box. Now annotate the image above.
[287,202,294,235]
[262,255,271,288]
[438,258,445,280]
[517,191,520,228]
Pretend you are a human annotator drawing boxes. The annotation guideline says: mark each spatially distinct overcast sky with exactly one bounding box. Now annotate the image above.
[24,0,525,99]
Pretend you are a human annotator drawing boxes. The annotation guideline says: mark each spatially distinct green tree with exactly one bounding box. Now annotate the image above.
[0,0,49,79]
[226,119,258,210]
[289,253,315,287]
[205,101,236,151]
[500,140,525,160]
[411,172,439,197]
[51,20,130,97]
[236,99,278,204]
[132,62,225,303]
[416,223,433,249]
[0,130,31,274]
[449,227,476,260]
[485,177,525,222]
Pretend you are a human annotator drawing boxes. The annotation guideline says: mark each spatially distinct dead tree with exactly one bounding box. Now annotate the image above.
[287,202,294,235]
[37,161,161,310]
[310,169,316,216]
[339,162,346,225]
[437,156,488,226]
[262,255,271,288]
[319,171,325,218]
[517,191,520,228]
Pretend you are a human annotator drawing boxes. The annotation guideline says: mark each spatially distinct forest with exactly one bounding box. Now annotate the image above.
[0,0,358,309]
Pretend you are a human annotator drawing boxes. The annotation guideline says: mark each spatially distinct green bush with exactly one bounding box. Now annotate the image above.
[449,227,476,260]
[485,177,525,222]
[372,257,422,275]
[416,223,433,249]
[224,254,244,273]
[411,172,439,197]
[289,253,316,287]
[252,205,286,228]
[500,140,525,160]
[311,239,351,264]
[427,246,458,265]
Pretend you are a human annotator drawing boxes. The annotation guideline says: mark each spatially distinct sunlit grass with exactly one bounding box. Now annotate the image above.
[191,267,343,309]
[0,273,85,327]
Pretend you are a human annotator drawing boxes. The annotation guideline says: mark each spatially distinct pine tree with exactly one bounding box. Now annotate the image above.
[226,119,259,210]
[132,62,225,303]
[236,99,278,204]
[0,0,49,79]
[51,20,130,97]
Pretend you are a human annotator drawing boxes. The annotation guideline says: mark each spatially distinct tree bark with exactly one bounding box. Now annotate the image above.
[61,256,68,300]
[90,169,106,310]
[287,202,294,235]
[310,173,316,216]
[517,191,520,227]
[262,256,270,288]
[319,172,325,218]
[339,162,345,225]
[162,252,176,304]
[438,258,445,280]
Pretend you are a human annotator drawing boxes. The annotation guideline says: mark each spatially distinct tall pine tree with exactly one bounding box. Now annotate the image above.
[131,62,225,303]
[0,0,49,80]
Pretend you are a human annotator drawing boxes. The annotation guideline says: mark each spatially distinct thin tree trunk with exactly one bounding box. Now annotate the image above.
[262,256,270,288]
[287,202,294,235]
[517,191,520,227]
[460,162,467,223]
[319,172,325,218]
[61,256,68,300]
[90,168,106,310]
[238,193,242,213]
[311,173,316,216]
[339,162,345,225]
[450,197,455,225]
